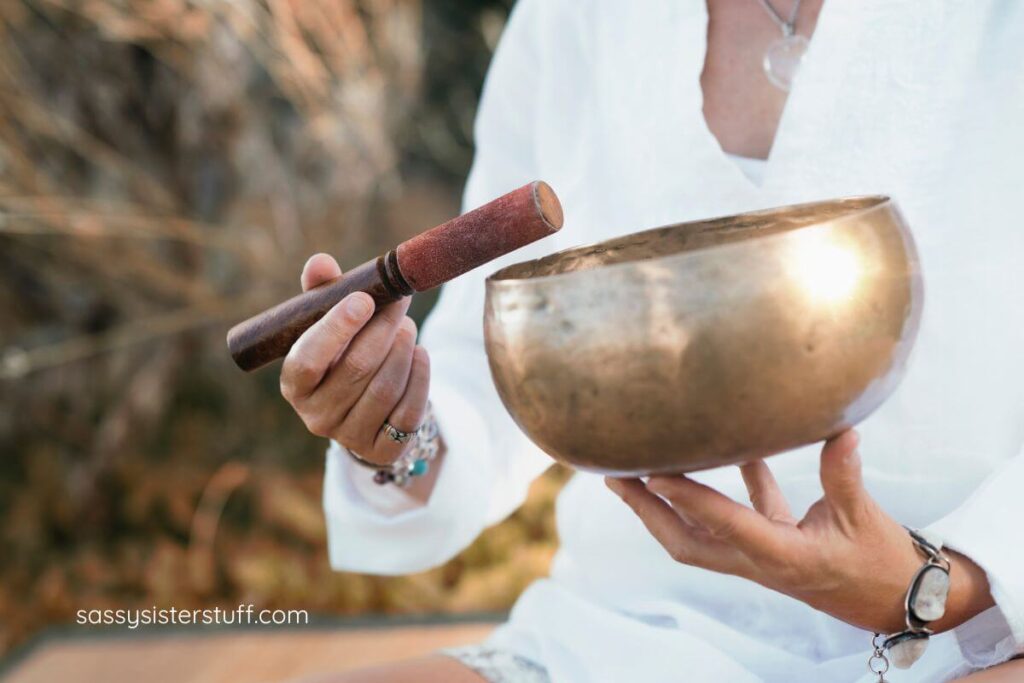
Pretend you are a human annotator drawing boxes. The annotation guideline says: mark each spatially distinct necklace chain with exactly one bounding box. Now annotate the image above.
[756,0,808,92]
[756,0,802,36]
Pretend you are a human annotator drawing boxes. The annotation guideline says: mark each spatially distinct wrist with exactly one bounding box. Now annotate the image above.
[931,549,994,633]
[869,531,997,674]
[343,437,446,509]
[877,533,992,635]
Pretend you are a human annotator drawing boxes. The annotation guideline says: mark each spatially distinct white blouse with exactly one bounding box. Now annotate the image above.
[322,2,1024,681]
[727,153,769,186]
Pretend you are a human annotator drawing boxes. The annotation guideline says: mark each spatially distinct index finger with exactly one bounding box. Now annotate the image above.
[607,478,749,575]
[646,475,786,558]
[280,293,374,400]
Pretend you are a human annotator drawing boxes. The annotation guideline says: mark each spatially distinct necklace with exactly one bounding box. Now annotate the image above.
[756,0,808,92]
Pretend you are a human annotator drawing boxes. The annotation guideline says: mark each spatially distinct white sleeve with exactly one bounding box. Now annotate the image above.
[323,0,559,576]
[927,446,1024,667]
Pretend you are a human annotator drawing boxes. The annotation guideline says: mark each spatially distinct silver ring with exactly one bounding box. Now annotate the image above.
[381,421,417,444]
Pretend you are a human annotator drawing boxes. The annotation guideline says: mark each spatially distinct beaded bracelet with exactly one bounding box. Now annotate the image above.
[348,406,440,488]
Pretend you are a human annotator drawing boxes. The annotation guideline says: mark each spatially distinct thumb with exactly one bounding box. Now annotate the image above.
[301,253,343,292]
[819,429,866,517]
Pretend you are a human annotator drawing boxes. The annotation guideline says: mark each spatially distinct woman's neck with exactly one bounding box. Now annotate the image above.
[700,0,824,159]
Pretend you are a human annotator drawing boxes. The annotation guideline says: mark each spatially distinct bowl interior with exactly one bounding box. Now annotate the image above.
[489,196,889,283]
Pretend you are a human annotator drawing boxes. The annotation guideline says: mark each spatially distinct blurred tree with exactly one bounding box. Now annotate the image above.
[0,0,563,659]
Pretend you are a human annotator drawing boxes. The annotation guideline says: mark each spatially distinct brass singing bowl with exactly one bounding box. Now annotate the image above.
[483,196,923,476]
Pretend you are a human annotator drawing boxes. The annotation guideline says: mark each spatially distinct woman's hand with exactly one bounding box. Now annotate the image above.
[606,430,994,634]
[280,253,430,467]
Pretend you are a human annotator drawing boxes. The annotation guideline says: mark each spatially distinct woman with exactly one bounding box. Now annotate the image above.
[280,1,1024,681]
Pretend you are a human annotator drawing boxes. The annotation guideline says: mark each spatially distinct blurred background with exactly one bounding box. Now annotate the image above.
[0,0,567,666]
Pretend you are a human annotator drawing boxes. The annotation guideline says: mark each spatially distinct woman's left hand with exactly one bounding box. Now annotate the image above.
[606,430,993,634]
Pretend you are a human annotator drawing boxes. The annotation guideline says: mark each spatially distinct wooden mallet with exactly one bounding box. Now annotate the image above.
[227,181,563,371]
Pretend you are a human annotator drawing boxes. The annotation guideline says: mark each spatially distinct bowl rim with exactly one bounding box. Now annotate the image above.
[486,194,895,288]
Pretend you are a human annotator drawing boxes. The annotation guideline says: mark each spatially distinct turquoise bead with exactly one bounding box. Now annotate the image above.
[410,459,429,477]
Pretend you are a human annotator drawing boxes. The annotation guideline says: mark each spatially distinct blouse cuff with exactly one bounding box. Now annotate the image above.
[926,455,1024,667]
[949,606,1020,670]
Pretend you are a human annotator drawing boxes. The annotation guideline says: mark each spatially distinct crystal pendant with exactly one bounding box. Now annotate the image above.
[763,34,809,92]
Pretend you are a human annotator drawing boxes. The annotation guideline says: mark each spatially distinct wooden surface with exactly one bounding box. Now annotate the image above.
[3,622,495,683]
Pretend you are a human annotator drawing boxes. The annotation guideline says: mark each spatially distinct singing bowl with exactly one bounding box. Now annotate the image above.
[483,196,923,476]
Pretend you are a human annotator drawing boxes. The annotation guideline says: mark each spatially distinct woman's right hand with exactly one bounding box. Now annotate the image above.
[280,253,431,466]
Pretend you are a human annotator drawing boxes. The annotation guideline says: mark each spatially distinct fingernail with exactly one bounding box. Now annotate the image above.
[605,477,623,495]
[345,295,371,317]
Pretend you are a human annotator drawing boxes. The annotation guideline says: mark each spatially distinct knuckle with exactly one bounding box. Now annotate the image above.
[340,302,369,327]
[769,555,809,585]
[322,312,358,342]
[303,415,334,438]
[707,518,738,540]
[340,351,376,384]
[282,356,320,392]
[618,490,640,510]
[392,403,426,432]
[330,422,353,445]
[778,561,802,585]
[668,543,692,565]
[279,375,296,401]
[411,352,430,377]
[394,325,416,349]
[379,301,408,326]
[366,376,403,405]
[293,360,320,384]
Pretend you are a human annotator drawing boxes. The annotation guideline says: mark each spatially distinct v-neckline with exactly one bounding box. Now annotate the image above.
[688,0,835,192]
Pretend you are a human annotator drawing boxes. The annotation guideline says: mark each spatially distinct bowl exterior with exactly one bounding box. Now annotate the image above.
[483,199,923,475]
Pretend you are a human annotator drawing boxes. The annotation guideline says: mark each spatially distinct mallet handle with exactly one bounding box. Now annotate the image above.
[227,181,562,372]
